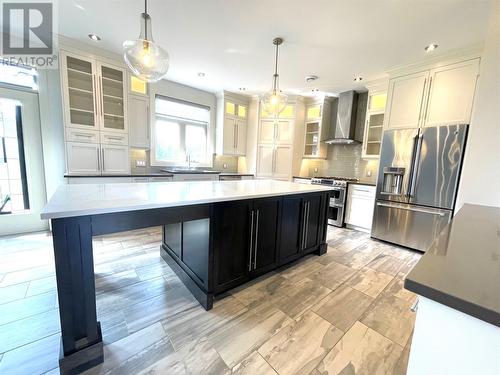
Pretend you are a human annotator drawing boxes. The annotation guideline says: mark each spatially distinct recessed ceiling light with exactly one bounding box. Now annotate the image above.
[88,33,101,41]
[354,76,363,82]
[424,43,439,52]
[305,75,318,83]
[239,87,246,91]
[198,72,205,77]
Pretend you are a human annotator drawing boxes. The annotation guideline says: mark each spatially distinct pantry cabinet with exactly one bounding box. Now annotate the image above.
[385,58,479,130]
[216,92,248,156]
[60,49,130,175]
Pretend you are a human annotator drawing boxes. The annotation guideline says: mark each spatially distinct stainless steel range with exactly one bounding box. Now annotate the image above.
[311,177,358,227]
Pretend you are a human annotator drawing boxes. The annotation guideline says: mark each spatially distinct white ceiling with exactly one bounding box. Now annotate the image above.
[59,0,491,95]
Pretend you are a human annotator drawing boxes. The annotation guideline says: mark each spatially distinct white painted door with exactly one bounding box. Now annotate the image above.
[128,95,149,148]
[423,59,480,127]
[259,120,275,144]
[385,71,429,129]
[101,145,130,174]
[273,145,293,180]
[235,120,246,156]
[66,141,100,175]
[0,87,48,235]
[275,120,294,145]
[222,116,236,155]
[257,144,274,178]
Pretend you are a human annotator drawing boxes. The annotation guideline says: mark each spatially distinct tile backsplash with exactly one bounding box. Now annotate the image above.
[129,149,238,174]
[299,143,379,183]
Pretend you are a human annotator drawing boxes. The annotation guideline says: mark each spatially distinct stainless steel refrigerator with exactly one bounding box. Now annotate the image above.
[371,124,468,252]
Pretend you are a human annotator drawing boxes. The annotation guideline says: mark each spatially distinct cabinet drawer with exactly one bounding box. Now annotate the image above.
[66,128,99,144]
[350,185,376,197]
[100,132,129,145]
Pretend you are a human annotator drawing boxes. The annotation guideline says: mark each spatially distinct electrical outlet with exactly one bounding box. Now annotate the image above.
[135,160,146,167]
[366,170,372,177]
[314,167,318,173]
[223,163,227,169]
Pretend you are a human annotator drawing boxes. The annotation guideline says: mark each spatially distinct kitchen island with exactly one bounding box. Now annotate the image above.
[41,179,333,374]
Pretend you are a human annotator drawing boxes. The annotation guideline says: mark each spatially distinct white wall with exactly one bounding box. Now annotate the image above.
[38,69,65,201]
[456,2,500,209]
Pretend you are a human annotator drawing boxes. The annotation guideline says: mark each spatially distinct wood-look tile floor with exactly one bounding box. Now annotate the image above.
[0,226,421,375]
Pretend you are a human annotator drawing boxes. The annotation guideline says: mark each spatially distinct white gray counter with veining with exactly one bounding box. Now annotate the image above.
[41,179,333,219]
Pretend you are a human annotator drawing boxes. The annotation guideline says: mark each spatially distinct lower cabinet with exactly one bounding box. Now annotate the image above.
[345,184,376,232]
[213,197,280,292]
[278,193,324,263]
[162,191,330,309]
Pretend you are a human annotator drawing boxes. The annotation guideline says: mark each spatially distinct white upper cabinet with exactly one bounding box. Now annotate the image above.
[385,71,429,129]
[423,59,480,127]
[61,51,128,134]
[61,49,131,175]
[216,93,248,156]
[302,98,331,159]
[97,62,127,133]
[362,86,387,159]
[259,120,276,144]
[128,95,149,148]
[61,52,99,131]
[275,120,294,145]
[385,58,480,130]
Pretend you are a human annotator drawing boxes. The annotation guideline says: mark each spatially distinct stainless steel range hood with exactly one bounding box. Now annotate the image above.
[324,90,361,144]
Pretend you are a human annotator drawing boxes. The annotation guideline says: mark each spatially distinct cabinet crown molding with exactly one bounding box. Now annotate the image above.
[385,44,483,78]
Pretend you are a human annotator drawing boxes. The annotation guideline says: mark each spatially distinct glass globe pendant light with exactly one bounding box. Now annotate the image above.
[262,38,288,117]
[123,0,169,82]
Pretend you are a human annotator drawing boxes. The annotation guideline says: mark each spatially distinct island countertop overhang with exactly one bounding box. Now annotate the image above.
[41,179,334,220]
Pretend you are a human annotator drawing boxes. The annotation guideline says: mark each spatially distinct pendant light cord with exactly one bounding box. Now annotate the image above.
[144,0,148,40]
[273,42,279,91]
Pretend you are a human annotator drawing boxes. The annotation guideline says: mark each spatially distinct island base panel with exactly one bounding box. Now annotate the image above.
[161,245,214,310]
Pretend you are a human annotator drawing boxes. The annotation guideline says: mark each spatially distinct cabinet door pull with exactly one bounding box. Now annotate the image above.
[301,202,307,250]
[418,78,427,126]
[101,148,105,171]
[233,123,237,149]
[248,210,254,272]
[424,76,433,124]
[304,202,310,248]
[96,148,100,171]
[253,209,259,270]
[92,74,98,125]
[235,123,239,150]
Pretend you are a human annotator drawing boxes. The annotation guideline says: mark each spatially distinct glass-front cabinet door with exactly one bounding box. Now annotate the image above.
[62,53,98,130]
[98,63,127,133]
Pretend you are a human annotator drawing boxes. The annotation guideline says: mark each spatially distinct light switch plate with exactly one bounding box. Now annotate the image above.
[136,160,146,167]
[223,163,227,169]
[314,168,318,173]
[366,170,372,177]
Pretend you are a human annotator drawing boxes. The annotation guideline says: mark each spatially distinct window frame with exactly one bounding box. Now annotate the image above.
[151,95,212,167]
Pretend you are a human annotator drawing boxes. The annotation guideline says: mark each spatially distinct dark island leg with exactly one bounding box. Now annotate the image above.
[51,216,103,374]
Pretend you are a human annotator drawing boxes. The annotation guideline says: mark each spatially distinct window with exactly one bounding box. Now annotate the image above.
[0,99,29,213]
[152,96,210,166]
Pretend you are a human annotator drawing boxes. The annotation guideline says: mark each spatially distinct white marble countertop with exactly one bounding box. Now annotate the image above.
[41,179,334,219]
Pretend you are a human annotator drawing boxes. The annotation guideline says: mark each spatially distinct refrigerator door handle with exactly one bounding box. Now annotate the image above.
[408,134,423,197]
[376,202,447,217]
